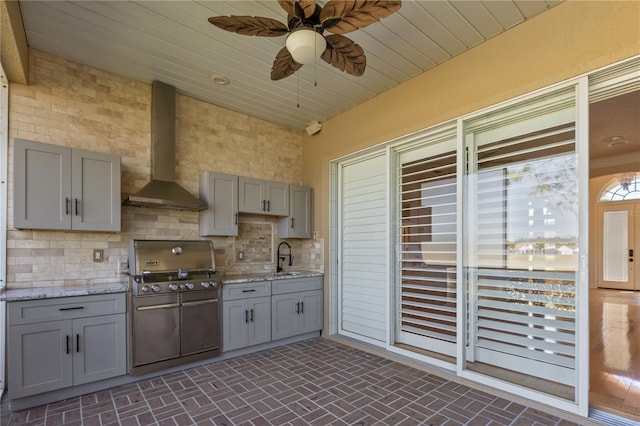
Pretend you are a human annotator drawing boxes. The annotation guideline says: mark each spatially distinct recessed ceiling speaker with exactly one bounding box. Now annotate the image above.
[306,121,322,136]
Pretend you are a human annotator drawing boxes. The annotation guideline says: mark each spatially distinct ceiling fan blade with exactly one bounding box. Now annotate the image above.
[271,47,303,80]
[320,34,366,76]
[320,0,401,34]
[208,16,288,37]
[278,0,316,19]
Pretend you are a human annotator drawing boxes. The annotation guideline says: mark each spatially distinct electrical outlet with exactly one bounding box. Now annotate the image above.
[93,249,104,263]
[238,251,244,260]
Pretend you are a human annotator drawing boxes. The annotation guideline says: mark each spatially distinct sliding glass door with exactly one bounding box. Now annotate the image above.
[393,129,458,361]
[462,84,585,405]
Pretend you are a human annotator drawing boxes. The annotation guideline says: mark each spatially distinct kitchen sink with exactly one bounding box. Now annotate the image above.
[273,271,303,277]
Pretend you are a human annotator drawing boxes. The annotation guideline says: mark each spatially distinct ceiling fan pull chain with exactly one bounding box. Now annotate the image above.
[297,71,300,108]
[314,32,318,87]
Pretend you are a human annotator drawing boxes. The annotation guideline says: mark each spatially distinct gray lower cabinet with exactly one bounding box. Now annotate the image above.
[199,171,239,236]
[238,177,289,216]
[221,281,272,352]
[271,277,323,341]
[13,139,121,232]
[7,293,127,399]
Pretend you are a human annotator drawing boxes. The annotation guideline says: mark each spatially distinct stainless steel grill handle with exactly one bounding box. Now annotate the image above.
[182,299,218,307]
[136,303,180,311]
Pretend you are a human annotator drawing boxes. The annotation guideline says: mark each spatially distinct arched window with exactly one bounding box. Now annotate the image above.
[599,173,640,201]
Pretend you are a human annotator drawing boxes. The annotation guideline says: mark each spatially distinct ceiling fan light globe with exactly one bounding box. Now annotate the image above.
[286,28,326,65]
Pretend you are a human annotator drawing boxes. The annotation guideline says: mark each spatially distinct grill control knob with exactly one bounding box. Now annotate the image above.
[200,282,210,289]
[185,282,195,290]
[179,284,186,290]
[168,284,178,291]
[141,285,151,294]
[151,285,161,293]
[209,281,218,289]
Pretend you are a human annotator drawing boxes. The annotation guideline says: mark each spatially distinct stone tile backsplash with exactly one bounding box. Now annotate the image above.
[210,214,323,276]
[5,49,321,289]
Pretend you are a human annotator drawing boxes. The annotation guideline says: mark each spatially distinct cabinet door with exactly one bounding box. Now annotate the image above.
[72,314,127,385]
[271,293,298,341]
[265,181,289,216]
[238,177,265,214]
[8,320,73,399]
[222,300,249,351]
[299,290,323,334]
[71,149,121,232]
[200,172,239,236]
[248,296,271,346]
[13,139,72,230]
[278,186,312,238]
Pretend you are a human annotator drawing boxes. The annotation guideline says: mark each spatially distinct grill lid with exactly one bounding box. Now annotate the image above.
[129,239,215,276]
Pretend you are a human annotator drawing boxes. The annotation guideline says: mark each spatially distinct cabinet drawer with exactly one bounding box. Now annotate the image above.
[271,277,323,295]
[222,281,271,301]
[8,293,127,325]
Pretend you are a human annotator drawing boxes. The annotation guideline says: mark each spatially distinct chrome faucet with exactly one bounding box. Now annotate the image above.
[277,241,293,273]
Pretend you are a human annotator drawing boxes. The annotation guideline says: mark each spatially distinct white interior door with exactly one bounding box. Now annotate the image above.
[596,202,639,290]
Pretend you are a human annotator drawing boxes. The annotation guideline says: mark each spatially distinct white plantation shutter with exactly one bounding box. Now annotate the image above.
[338,153,388,344]
[395,132,457,357]
[465,84,579,387]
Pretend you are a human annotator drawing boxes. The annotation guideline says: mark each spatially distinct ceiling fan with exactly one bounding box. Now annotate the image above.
[208,0,402,81]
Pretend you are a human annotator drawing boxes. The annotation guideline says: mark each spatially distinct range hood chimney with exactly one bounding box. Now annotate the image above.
[123,81,207,211]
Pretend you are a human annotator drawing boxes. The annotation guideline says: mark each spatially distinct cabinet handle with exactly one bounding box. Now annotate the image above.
[242,289,256,293]
[301,301,304,314]
[65,197,70,215]
[74,198,78,216]
[296,302,300,314]
[245,310,249,324]
[262,200,266,211]
[291,218,294,229]
[235,213,238,225]
[250,308,254,322]
[76,334,80,353]
[267,200,270,211]
[66,335,70,354]
[59,306,85,311]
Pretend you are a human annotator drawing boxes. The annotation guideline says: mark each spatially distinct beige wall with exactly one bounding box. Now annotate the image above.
[302,0,640,321]
[7,49,315,289]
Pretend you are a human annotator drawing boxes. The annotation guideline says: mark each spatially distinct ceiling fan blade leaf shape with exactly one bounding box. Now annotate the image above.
[271,47,303,80]
[321,34,366,76]
[278,0,316,18]
[320,0,402,34]
[208,16,288,37]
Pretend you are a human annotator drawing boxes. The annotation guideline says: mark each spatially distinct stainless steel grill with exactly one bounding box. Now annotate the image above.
[128,239,221,375]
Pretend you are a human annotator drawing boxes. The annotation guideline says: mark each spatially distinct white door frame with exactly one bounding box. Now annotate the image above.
[0,64,9,397]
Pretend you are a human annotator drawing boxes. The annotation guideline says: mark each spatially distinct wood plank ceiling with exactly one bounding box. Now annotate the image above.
[19,0,562,130]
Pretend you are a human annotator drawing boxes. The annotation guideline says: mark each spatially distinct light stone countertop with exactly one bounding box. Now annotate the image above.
[221,270,323,285]
[0,282,129,302]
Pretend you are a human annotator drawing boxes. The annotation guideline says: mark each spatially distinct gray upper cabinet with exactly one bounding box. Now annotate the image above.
[278,185,313,238]
[13,139,121,232]
[199,171,238,236]
[238,177,289,216]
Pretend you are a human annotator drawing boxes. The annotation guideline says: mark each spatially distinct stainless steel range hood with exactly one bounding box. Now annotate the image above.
[123,81,206,211]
